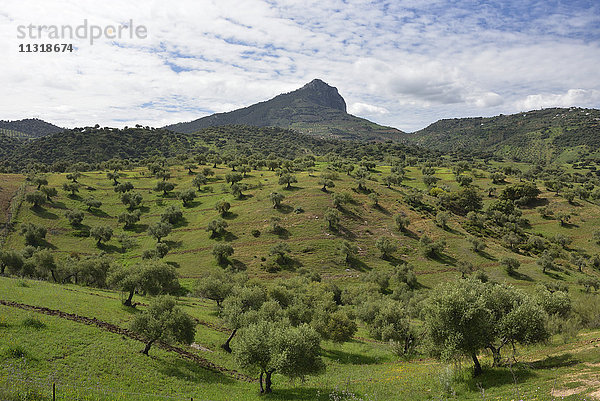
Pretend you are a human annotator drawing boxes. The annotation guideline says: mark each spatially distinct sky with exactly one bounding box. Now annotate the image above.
[1,0,599,132]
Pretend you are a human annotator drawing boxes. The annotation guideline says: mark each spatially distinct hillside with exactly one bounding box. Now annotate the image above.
[0,118,63,139]
[164,79,405,141]
[2,156,600,399]
[403,107,600,163]
[0,126,196,172]
[0,125,437,173]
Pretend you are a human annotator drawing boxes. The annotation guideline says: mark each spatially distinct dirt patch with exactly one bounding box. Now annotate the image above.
[590,389,600,399]
[0,174,25,224]
[551,386,587,397]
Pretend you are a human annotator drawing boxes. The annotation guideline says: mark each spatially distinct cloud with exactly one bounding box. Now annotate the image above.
[0,0,598,132]
[515,89,600,110]
[348,102,389,115]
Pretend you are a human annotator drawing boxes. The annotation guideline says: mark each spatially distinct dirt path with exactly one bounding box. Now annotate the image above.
[0,299,255,382]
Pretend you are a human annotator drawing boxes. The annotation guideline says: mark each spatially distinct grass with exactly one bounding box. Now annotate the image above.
[1,276,600,400]
[3,160,600,399]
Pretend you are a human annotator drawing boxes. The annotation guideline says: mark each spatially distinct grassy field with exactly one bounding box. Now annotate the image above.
[3,161,599,289]
[1,276,600,400]
[2,160,600,400]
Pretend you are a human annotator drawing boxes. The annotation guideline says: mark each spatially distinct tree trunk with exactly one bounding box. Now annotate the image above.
[472,353,483,377]
[221,329,237,353]
[142,339,155,355]
[124,289,135,306]
[265,370,274,393]
[488,345,502,367]
[259,371,264,394]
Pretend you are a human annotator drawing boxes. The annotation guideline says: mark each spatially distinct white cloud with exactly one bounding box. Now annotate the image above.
[348,102,389,115]
[0,0,598,132]
[515,89,600,111]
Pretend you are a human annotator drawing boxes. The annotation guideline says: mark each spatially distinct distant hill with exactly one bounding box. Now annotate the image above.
[402,107,600,163]
[164,79,404,141]
[0,125,437,173]
[0,118,64,139]
[0,127,194,172]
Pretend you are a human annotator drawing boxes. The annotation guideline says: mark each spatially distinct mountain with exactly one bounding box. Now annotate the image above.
[164,79,404,141]
[0,118,64,140]
[402,107,600,163]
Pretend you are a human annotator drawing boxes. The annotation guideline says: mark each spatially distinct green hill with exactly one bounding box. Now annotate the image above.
[0,118,63,139]
[164,79,405,141]
[403,107,600,163]
[2,155,600,400]
[0,125,435,173]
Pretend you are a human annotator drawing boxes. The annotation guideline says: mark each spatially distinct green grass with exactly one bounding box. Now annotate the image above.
[2,276,600,400]
[3,160,600,399]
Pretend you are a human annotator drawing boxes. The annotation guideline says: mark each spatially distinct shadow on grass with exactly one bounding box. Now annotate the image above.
[476,250,497,261]
[222,212,239,220]
[184,200,202,209]
[172,219,189,229]
[338,225,357,241]
[125,224,149,234]
[427,252,457,266]
[509,271,533,281]
[260,386,336,401]
[543,271,565,280]
[348,257,369,272]
[275,204,294,214]
[463,365,535,391]
[89,208,110,218]
[230,259,247,272]
[47,201,68,210]
[31,206,59,220]
[164,240,183,249]
[156,356,235,385]
[323,348,380,365]
[528,353,579,369]
[282,185,302,191]
[373,204,391,215]
[97,243,120,253]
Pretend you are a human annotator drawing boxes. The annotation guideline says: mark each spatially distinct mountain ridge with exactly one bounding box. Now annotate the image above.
[164,79,405,141]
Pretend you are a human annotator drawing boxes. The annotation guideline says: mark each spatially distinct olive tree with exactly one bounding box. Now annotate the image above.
[269,192,285,208]
[178,188,197,207]
[278,173,297,189]
[65,209,84,227]
[130,295,195,355]
[148,222,172,243]
[121,192,143,210]
[194,270,234,307]
[118,210,141,229]
[234,321,325,393]
[376,237,397,259]
[90,226,113,246]
[108,260,180,306]
[215,199,231,217]
[26,192,46,208]
[20,223,47,246]
[207,218,228,238]
[84,197,102,211]
[213,243,234,265]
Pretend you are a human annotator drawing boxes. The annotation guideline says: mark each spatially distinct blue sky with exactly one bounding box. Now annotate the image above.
[1,0,599,131]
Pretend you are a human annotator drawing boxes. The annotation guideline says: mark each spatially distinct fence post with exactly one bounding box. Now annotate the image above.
[52,382,55,401]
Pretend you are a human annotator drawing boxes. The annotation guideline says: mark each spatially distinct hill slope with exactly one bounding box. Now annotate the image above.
[164,79,404,141]
[403,107,600,163]
[0,118,63,139]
